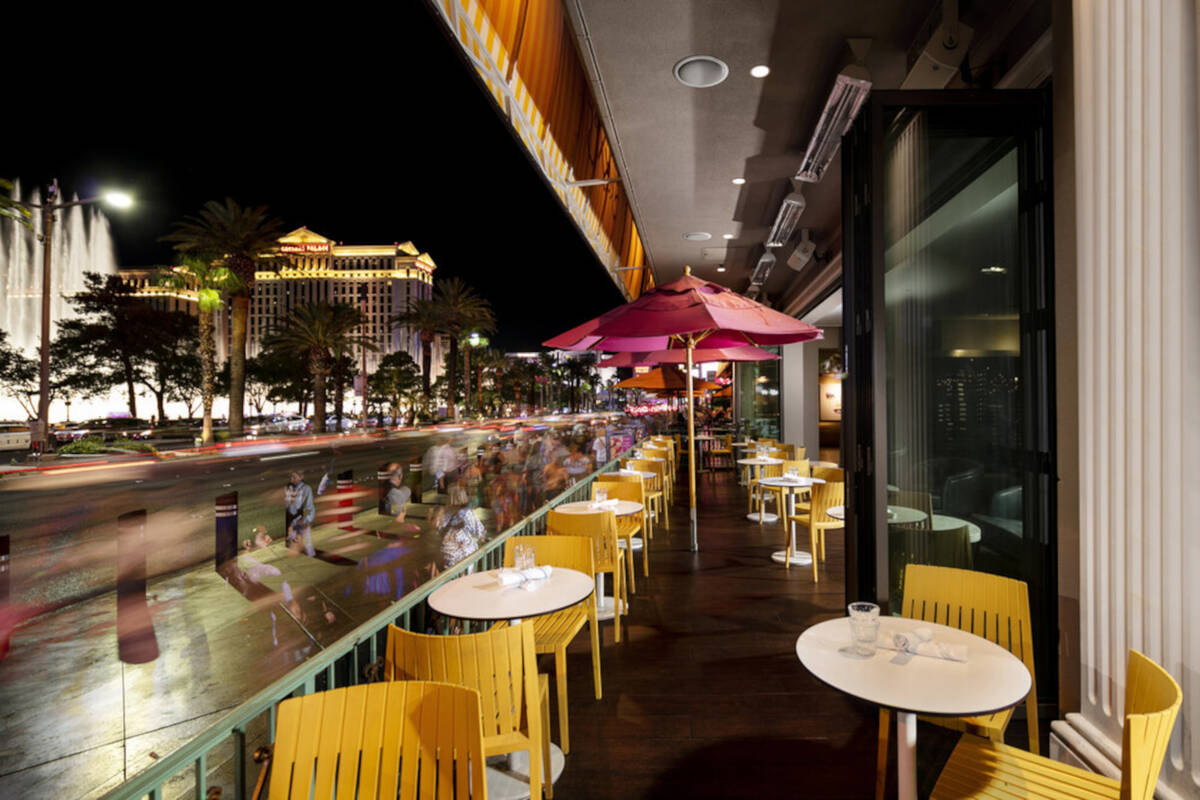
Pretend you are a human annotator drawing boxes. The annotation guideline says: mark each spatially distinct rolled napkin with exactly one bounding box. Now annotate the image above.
[886,626,968,662]
[496,569,525,587]
[590,499,620,510]
[496,565,554,588]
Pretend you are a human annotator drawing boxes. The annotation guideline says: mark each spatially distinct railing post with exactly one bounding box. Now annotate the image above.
[117,509,159,664]
[337,470,354,529]
[377,462,391,515]
[215,492,238,578]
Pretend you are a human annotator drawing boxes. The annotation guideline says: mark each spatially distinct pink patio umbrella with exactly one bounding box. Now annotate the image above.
[597,344,780,368]
[545,267,822,550]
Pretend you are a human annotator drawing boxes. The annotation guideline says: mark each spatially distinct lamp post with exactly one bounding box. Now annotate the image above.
[18,180,133,451]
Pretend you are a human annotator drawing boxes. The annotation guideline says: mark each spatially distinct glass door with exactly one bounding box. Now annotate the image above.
[842,90,1056,705]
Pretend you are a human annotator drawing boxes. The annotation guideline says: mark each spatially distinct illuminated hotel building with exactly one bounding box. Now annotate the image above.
[120,226,446,379]
[251,227,444,376]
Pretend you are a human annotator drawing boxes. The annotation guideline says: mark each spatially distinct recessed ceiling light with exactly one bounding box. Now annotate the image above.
[722,233,735,240]
[673,55,730,88]
[683,231,712,241]
[731,177,746,185]
[981,265,1007,274]
[716,266,726,272]
[750,65,770,78]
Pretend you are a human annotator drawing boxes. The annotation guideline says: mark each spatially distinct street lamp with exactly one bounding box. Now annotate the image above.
[17,179,133,451]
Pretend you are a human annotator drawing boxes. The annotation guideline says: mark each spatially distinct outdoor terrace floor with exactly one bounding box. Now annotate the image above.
[547,468,988,799]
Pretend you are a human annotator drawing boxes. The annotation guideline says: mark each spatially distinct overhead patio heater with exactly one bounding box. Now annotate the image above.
[794,64,872,184]
[765,190,806,248]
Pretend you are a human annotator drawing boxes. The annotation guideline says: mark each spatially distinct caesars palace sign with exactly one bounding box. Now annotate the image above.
[279,242,332,254]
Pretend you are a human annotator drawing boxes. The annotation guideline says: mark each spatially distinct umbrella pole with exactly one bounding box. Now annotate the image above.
[686,337,698,551]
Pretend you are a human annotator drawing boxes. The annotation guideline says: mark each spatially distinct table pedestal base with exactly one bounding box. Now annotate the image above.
[486,743,565,800]
[897,710,917,800]
[596,596,627,621]
[770,550,813,567]
[746,512,778,523]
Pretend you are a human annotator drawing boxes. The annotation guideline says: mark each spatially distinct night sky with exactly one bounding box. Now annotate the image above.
[6,3,624,351]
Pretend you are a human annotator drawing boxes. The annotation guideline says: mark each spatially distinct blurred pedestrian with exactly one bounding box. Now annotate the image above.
[284,471,316,556]
[384,463,411,522]
[435,484,487,570]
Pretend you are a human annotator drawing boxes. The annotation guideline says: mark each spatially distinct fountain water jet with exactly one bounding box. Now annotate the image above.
[0,178,119,354]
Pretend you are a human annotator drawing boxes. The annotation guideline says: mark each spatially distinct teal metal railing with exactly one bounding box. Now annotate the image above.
[102,457,622,800]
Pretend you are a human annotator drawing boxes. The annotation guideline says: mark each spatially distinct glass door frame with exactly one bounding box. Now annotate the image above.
[841,90,1057,702]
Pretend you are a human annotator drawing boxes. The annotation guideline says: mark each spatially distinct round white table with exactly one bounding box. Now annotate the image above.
[826,505,929,526]
[730,442,754,484]
[427,566,594,799]
[427,566,594,626]
[796,616,1031,800]
[738,457,784,522]
[757,476,826,567]
[932,513,982,544]
[554,500,644,620]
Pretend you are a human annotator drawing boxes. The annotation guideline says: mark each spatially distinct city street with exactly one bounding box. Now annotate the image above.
[0,422,587,796]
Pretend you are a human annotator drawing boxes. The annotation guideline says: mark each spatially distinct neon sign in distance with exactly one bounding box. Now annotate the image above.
[280,243,331,254]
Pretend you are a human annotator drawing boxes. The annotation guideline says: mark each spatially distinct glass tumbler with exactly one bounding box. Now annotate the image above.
[847,602,880,656]
[595,487,608,504]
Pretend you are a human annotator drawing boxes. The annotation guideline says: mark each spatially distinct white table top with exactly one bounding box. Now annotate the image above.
[428,567,595,622]
[824,505,928,524]
[757,476,825,489]
[796,617,1031,717]
[557,499,644,516]
[692,434,716,440]
[615,469,656,480]
[812,460,840,469]
[932,513,983,544]
[630,454,666,462]
[738,457,783,466]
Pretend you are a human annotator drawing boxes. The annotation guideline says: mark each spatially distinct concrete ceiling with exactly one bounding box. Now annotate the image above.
[563,0,927,308]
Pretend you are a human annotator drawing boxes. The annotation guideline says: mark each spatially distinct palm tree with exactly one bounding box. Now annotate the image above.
[263,302,374,432]
[157,257,239,444]
[163,198,285,437]
[433,278,495,420]
[391,298,447,412]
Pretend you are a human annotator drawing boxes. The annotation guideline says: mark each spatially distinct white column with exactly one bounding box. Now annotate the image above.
[1056,2,1200,797]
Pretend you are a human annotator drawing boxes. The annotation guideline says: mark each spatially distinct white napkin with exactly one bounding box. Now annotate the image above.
[496,565,554,588]
[590,499,619,510]
[883,626,968,662]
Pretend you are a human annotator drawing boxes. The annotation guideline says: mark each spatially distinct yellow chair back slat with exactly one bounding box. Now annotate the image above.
[808,481,845,525]
[900,564,1040,752]
[384,623,535,745]
[597,472,640,483]
[503,533,595,577]
[1121,650,1183,800]
[269,681,486,800]
[783,459,810,477]
[767,448,788,460]
[593,480,644,510]
[791,445,806,460]
[626,459,666,493]
[813,466,844,483]
[548,508,620,574]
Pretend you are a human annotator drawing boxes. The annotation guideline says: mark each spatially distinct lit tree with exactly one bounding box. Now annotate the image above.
[433,278,494,419]
[162,198,285,437]
[263,302,374,433]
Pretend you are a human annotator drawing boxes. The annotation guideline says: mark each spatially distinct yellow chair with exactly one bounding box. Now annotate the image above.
[264,680,488,800]
[876,564,1039,800]
[930,649,1181,800]
[492,535,601,757]
[785,480,844,581]
[385,623,548,798]
[642,445,673,502]
[813,465,844,483]
[627,458,669,529]
[707,434,734,470]
[597,472,654,540]
[752,461,784,526]
[593,481,648,582]
[547,510,625,644]
[764,459,812,516]
[747,448,787,515]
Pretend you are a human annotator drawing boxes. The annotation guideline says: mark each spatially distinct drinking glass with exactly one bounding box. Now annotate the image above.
[847,602,880,656]
[595,487,608,504]
[515,543,534,571]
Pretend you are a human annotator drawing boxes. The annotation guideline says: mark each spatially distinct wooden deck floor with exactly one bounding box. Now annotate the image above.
[548,470,959,799]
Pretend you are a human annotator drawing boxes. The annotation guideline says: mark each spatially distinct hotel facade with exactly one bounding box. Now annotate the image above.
[121,226,447,380]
